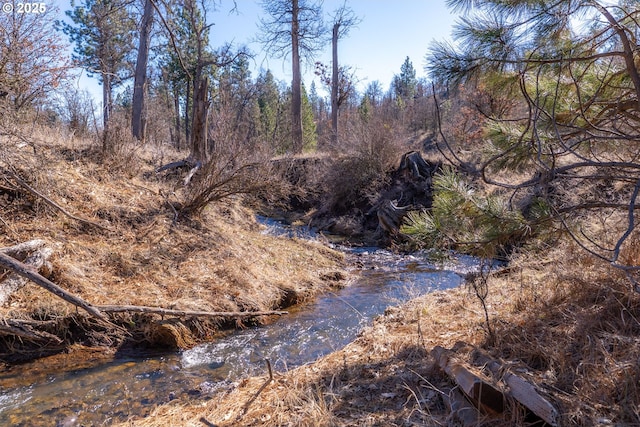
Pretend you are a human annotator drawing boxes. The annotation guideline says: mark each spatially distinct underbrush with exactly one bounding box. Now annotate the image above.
[0,125,345,363]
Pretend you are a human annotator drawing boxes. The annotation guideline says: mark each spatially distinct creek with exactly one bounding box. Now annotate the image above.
[0,218,483,426]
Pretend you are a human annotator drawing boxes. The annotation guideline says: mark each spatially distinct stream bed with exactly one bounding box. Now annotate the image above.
[0,221,483,426]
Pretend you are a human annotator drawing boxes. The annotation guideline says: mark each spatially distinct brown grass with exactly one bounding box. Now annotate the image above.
[0,124,345,361]
[118,239,640,426]
[4,125,640,425]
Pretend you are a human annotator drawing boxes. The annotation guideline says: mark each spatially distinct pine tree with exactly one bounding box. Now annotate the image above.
[427,0,640,268]
[62,0,136,132]
[256,69,283,150]
[392,56,417,101]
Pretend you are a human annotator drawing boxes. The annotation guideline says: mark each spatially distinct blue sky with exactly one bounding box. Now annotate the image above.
[52,0,458,100]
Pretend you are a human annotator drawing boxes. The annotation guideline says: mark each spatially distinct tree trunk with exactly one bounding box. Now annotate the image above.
[173,84,182,149]
[290,0,303,154]
[101,72,112,152]
[331,22,339,146]
[131,0,154,141]
[185,78,192,145]
[191,76,209,162]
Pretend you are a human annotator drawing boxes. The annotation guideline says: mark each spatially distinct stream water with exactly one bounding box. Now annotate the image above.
[0,219,483,426]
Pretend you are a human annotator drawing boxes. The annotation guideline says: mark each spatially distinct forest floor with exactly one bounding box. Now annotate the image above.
[2,127,640,426]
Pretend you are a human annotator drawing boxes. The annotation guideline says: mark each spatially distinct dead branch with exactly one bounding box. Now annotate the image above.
[239,358,274,420]
[0,251,106,321]
[96,304,287,318]
[0,320,63,344]
[4,168,113,232]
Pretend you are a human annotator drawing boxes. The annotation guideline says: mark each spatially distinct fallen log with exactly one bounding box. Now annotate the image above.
[0,239,47,256]
[0,240,52,305]
[473,349,559,427]
[0,251,106,321]
[432,345,505,416]
[97,304,288,318]
[0,320,63,344]
[155,159,194,173]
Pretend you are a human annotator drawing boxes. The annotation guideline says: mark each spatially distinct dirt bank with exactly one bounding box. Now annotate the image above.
[0,129,346,365]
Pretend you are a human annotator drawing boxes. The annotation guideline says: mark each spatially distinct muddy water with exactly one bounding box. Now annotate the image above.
[0,222,483,426]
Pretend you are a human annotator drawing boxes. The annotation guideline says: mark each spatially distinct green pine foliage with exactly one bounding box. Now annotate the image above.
[301,84,317,152]
[401,167,532,257]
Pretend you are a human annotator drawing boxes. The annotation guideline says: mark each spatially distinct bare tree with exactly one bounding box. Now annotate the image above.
[328,2,360,146]
[258,0,325,154]
[0,2,71,113]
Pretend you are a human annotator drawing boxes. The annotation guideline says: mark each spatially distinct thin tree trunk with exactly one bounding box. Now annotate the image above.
[102,72,111,152]
[173,84,182,149]
[0,252,106,321]
[331,22,339,146]
[290,0,303,154]
[131,0,154,141]
[185,79,192,145]
[191,76,209,162]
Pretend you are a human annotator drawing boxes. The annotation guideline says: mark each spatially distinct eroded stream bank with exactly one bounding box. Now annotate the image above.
[0,227,483,426]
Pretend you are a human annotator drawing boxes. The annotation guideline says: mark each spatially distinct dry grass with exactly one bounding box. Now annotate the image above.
[118,239,640,426]
[4,125,640,425]
[0,124,345,361]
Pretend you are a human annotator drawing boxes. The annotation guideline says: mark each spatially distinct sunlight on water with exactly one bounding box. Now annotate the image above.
[0,218,488,426]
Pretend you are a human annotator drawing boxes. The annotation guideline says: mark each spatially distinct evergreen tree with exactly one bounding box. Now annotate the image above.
[62,0,136,131]
[392,56,417,101]
[426,0,640,268]
[301,83,317,152]
[157,0,217,152]
[256,69,284,150]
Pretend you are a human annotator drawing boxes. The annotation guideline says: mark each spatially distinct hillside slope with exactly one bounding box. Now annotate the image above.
[0,127,345,363]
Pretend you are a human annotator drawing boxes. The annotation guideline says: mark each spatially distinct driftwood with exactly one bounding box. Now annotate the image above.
[0,320,63,344]
[377,200,411,236]
[472,349,559,426]
[0,240,52,305]
[97,304,287,318]
[0,251,106,321]
[434,344,560,427]
[432,345,505,415]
